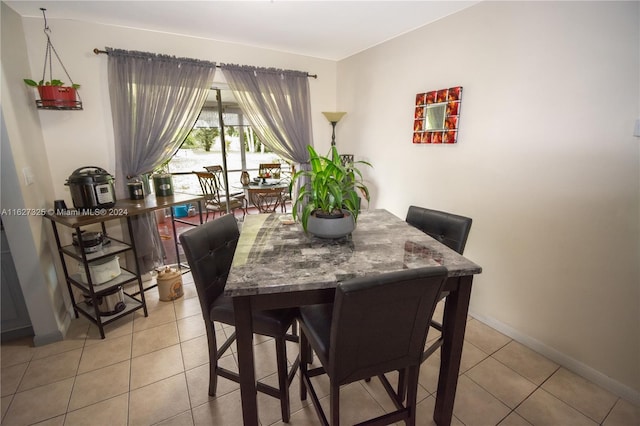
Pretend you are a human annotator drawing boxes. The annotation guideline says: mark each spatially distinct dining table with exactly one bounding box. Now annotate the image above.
[225,209,482,425]
[236,179,289,213]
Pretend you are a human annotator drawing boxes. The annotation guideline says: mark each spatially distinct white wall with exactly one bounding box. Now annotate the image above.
[1,3,68,345]
[337,1,639,401]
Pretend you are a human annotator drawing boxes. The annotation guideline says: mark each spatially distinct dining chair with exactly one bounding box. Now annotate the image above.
[179,214,299,422]
[258,162,282,179]
[194,171,246,221]
[405,205,472,363]
[204,165,246,203]
[298,266,448,426]
[405,205,472,255]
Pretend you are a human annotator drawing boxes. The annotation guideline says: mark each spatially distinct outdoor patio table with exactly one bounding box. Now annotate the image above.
[225,209,482,425]
[237,179,289,213]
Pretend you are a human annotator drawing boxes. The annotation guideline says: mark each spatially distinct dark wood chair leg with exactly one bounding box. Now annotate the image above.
[206,326,218,396]
[300,331,308,401]
[275,337,291,423]
[330,383,340,425]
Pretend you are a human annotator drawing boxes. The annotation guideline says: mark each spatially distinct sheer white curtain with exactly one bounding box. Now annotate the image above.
[107,48,216,271]
[220,64,314,169]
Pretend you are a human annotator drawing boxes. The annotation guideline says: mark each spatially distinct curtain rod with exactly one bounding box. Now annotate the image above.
[93,48,318,79]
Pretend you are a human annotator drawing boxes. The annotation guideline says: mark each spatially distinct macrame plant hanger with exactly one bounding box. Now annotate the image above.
[34,8,82,110]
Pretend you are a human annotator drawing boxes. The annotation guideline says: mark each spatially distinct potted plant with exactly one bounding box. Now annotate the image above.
[23,79,80,108]
[290,145,372,238]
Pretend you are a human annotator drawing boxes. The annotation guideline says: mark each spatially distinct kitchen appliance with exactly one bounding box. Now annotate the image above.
[72,230,104,253]
[77,255,121,284]
[65,167,116,209]
[84,286,126,316]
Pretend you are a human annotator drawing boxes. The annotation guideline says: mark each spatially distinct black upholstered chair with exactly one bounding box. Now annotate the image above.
[406,205,472,363]
[298,267,448,426]
[178,214,299,422]
[405,205,472,255]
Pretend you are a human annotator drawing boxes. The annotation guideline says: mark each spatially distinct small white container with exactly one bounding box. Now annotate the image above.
[78,255,121,284]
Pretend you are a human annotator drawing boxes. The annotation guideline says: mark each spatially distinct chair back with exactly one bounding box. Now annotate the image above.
[205,165,226,186]
[179,214,239,315]
[195,171,223,204]
[259,163,282,179]
[328,266,447,385]
[406,205,472,254]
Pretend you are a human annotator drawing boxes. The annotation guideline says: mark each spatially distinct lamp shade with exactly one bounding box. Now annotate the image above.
[322,112,347,123]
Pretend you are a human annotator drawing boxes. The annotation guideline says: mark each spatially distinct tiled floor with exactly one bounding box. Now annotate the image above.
[2,272,639,426]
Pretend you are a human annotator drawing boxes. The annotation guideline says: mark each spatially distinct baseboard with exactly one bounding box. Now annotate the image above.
[469,310,640,406]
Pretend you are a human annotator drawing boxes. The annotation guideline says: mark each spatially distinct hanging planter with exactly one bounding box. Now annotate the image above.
[23,8,82,111]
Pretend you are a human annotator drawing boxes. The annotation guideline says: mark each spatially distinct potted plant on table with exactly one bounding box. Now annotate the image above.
[290,145,372,238]
[23,79,81,108]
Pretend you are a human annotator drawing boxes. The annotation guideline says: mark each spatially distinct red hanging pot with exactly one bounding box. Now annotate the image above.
[37,85,77,108]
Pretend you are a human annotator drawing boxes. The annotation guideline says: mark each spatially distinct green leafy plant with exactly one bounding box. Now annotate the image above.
[290,145,372,232]
[24,79,80,89]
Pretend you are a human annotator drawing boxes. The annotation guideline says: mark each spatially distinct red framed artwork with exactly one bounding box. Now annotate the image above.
[412,86,463,144]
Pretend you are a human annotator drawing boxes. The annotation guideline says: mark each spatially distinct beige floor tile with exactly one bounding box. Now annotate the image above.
[3,377,74,426]
[1,362,28,396]
[180,334,212,370]
[516,388,598,426]
[2,394,13,420]
[132,321,179,357]
[414,395,466,426]
[77,334,132,374]
[0,337,34,368]
[542,368,618,423]
[185,356,240,407]
[464,318,512,355]
[452,375,511,426]
[174,295,202,319]
[418,349,442,393]
[317,382,387,425]
[68,360,130,411]
[84,314,134,345]
[180,283,199,300]
[493,340,559,385]
[497,411,533,425]
[255,370,310,425]
[31,414,65,425]
[133,302,177,332]
[466,357,537,408]
[177,314,206,342]
[18,348,82,392]
[154,409,195,426]
[130,344,184,390]
[603,398,640,425]
[460,340,490,373]
[191,389,245,426]
[129,374,191,425]
[64,393,128,426]
[30,338,85,361]
[250,339,279,381]
[360,370,429,413]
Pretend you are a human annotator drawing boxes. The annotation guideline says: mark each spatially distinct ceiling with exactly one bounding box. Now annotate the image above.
[4,1,479,61]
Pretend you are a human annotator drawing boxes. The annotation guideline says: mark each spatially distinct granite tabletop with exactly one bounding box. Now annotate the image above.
[225,209,482,297]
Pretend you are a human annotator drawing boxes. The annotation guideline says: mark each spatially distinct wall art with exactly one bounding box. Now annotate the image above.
[412,86,462,144]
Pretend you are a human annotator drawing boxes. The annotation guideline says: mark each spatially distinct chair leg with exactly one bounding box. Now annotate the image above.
[397,369,407,402]
[275,337,291,423]
[206,324,218,396]
[330,382,340,425]
[405,366,420,426]
[300,331,308,401]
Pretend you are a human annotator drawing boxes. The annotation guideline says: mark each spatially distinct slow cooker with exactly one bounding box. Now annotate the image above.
[72,231,104,253]
[84,286,126,316]
[65,167,116,209]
